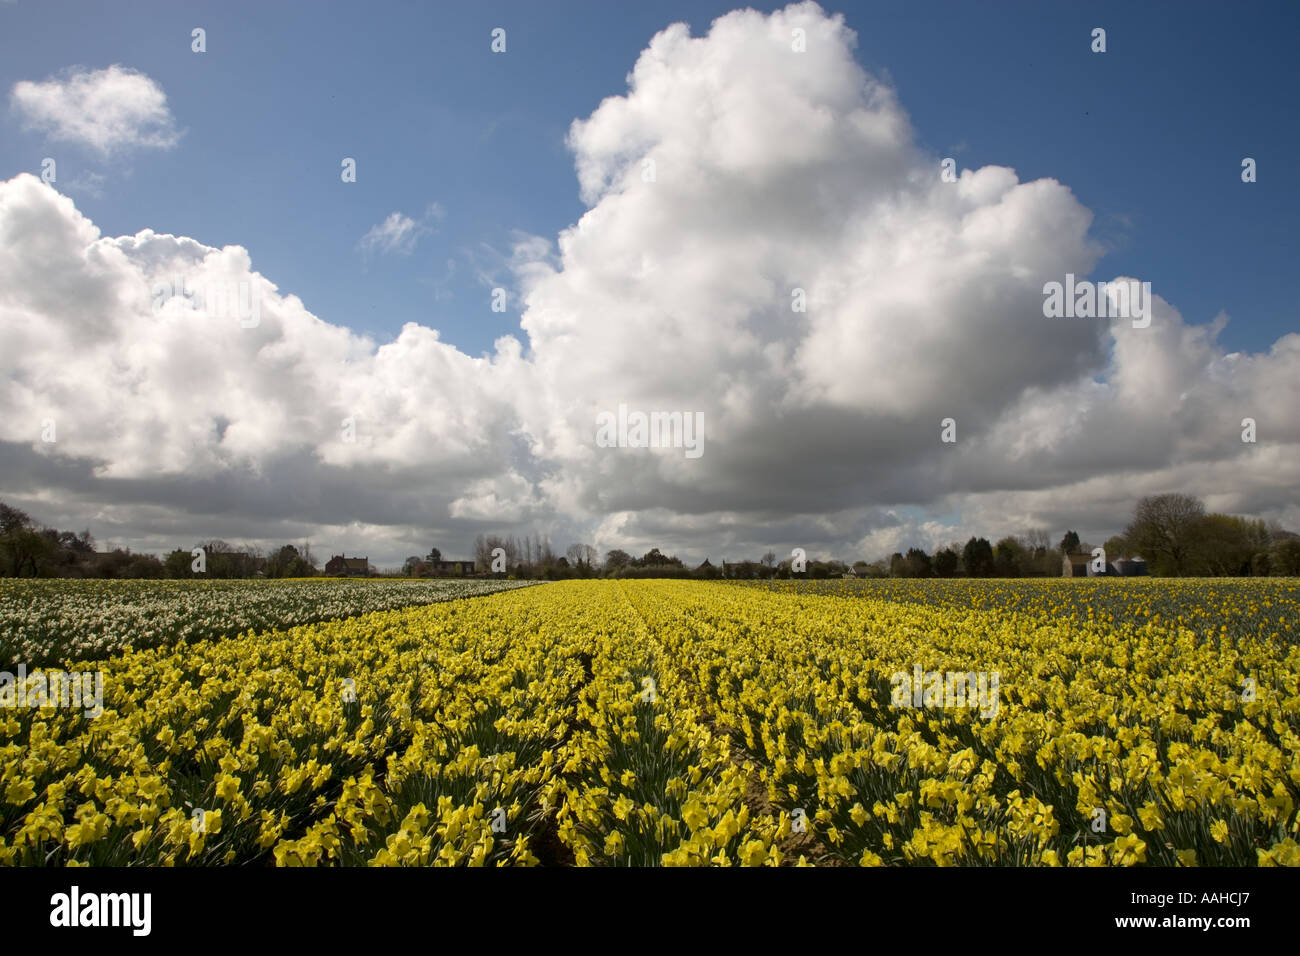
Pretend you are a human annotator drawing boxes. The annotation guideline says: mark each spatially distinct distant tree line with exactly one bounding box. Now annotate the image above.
[0,502,115,577]
[1118,493,1299,577]
[466,534,602,580]
[4,492,1297,580]
[0,502,320,579]
[562,493,1296,581]
[162,541,320,579]
[850,495,1298,579]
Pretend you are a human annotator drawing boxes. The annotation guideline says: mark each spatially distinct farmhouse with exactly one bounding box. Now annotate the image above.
[694,558,718,579]
[1114,556,1148,576]
[325,554,369,577]
[427,559,476,576]
[1062,553,1090,577]
[1062,553,1149,577]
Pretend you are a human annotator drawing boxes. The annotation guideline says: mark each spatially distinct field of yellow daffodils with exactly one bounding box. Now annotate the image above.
[2,578,1297,866]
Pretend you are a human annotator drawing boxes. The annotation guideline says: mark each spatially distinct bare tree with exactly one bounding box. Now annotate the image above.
[476,534,517,572]
[1125,493,1206,575]
[1025,528,1051,557]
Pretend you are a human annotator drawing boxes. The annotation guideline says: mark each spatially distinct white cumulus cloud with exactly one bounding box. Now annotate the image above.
[10,64,181,157]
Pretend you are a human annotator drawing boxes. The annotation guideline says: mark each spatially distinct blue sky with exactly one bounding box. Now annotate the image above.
[3,0,1296,358]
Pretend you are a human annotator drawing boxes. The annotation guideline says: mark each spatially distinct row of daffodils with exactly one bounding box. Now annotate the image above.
[0,578,534,667]
[1,578,1297,865]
